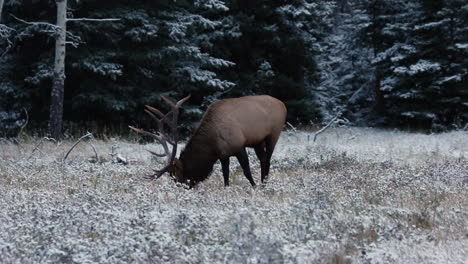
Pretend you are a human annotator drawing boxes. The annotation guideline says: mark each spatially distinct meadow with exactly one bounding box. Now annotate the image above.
[0,127,467,263]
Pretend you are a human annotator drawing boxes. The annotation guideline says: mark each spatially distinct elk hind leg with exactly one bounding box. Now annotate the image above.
[220,158,230,187]
[235,148,256,187]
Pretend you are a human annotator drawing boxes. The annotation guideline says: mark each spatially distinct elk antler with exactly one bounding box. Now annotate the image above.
[130,94,191,179]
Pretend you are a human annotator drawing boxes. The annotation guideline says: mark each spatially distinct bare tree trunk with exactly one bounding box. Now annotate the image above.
[0,0,4,22]
[48,0,67,139]
[0,0,3,23]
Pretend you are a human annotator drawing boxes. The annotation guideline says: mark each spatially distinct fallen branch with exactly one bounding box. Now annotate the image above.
[312,112,341,142]
[87,141,98,161]
[313,84,367,143]
[62,132,93,163]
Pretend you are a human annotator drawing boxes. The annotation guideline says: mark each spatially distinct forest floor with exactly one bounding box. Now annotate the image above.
[0,127,467,263]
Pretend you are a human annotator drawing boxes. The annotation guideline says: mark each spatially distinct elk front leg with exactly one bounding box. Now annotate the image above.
[236,148,256,187]
[254,142,267,183]
[220,158,230,187]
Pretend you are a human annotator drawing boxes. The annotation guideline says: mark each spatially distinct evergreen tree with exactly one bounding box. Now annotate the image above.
[1,0,466,134]
[67,0,236,129]
[225,0,334,123]
[317,1,375,124]
[0,0,56,135]
[323,0,467,129]
[0,0,236,134]
[375,0,467,129]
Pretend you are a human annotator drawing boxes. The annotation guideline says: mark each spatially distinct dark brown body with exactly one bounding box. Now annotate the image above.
[175,95,287,187]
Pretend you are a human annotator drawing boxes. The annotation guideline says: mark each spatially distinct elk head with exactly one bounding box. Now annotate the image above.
[129,94,190,184]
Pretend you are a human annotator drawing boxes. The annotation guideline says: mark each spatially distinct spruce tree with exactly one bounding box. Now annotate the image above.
[226,0,334,123]
[376,0,467,129]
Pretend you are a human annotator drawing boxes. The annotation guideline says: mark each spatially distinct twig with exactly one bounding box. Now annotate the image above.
[62,132,93,162]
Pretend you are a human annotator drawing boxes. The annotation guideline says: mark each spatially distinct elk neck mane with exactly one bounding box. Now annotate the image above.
[179,109,219,183]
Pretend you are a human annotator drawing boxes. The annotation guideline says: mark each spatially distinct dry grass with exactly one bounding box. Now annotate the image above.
[0,127,467,263]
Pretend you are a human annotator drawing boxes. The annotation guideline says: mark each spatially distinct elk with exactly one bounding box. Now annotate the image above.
[130,94,287,188]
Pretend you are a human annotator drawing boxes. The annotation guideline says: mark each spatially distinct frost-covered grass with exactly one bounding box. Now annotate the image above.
[0,127,467,263]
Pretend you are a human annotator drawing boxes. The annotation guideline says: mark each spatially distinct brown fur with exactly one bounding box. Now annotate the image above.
[175,95,287,187]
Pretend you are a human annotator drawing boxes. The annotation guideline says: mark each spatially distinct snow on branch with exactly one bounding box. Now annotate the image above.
[11,14,120,28]
[10,14,60,31]
[0,23,15,38]
[10,14,87,47]
[0,24,15,57]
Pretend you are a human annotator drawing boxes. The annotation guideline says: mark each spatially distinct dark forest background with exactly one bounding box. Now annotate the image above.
[0,0,467,137]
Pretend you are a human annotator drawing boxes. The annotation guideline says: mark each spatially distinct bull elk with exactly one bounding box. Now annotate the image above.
[130,95,287,188]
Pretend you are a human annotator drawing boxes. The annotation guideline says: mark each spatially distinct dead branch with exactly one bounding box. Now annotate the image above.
[62,132,93,163]
[286,122,297,132]
[313,85,367,143]
[12,15,120,26]
[11,14,82,46]
[86,141,98,161]
[10,14,60,30]
[312,112,341,142]
[67,18,120,22]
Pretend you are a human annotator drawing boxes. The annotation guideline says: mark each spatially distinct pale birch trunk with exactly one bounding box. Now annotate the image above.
[0,0,4,22]
[48,0,67,139]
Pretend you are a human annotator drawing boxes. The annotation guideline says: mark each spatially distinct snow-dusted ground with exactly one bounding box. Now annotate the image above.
[0,127,467,263]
